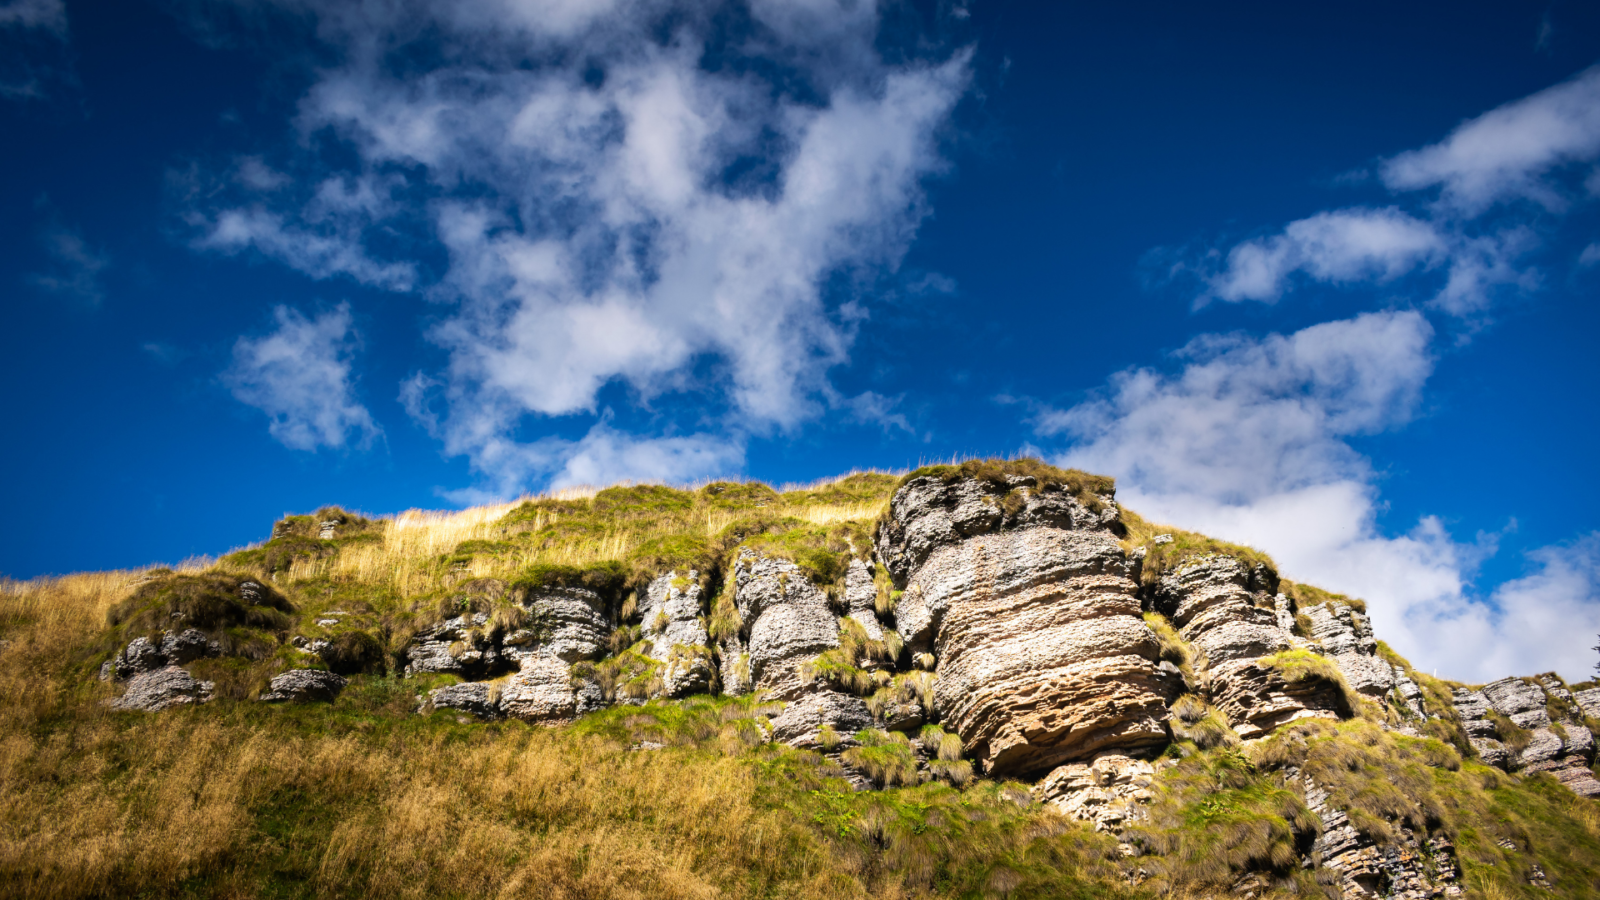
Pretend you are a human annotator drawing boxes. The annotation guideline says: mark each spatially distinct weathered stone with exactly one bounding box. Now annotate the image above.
[499,655,602,723]
[769,689,873,748]
[260,668,348,703]
[519,586,611,663]
[115,636,166,678]
[1033,753,1159,832]
[429,681,502,719]
[736,553,839,701]
[1481,677,1551,730]
[159,628,213,666]
[405,613,511,678]
[880,474,1171,776]
[111,666,213,712]
[1573,687,1600,720]
[843,558,885,640]
[1157,557,1344,739]
[632,572,712,697]
[1304,775,1462,899]
[1207,659,1346,739]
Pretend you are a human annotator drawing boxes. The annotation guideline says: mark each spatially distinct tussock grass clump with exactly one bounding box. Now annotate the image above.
[1123,747,1319,893]
[1170,694,1240,750]
[1281,579,1367,615]
[1143,612,1194,683]
[843,729,921,787]
[803,619,905,696]
[1120,509,1276,587]
[108,572,294,636]
[1259,649,1361,715]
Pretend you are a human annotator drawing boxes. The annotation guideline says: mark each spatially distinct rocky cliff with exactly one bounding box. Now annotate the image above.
[79,461,1600,900]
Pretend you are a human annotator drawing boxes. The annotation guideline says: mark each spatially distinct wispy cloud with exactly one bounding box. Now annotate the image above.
[27,220,108,304]
[1177,65,1600,321]
[224,302,381,451]
[0,0,65,33]
[1040,308,1598,681]
[189,0,971,490]
[0,0,71,100]
[1381,64,1600,214]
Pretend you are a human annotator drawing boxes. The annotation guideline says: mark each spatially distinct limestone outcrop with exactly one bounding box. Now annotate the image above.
[638,573,713,698]
[111,665,214,712]
[1151,557,1347,739]
[878,471,1171,776]
[1303,776,1462,899]
[1452,674,1600,798]
[735,551,841,701]
[260,668,347,703]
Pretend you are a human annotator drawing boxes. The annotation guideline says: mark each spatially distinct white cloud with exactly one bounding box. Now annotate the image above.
[0,0,64,33]
[189,199,416,291]
[1043,310,1434,504]
[197,0,970,491]
[1045,310,1600,682]
[1206,208,1447,304]
[1580,243,1600,266]
[224,302,381,451]
[1193,68,1600,318]
[28,221,108,304]
[1382,64,1600,215]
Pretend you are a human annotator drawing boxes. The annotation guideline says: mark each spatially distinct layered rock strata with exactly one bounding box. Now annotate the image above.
[1153,557,1345,740]
[878,472,1171,776]
[1303,777,1462,899]
[1452,675,1600,797]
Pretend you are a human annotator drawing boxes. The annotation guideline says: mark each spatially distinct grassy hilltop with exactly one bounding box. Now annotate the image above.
[1,463,1597,899]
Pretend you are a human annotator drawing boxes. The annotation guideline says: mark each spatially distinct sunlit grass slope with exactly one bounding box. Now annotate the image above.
[0,465,1597,899]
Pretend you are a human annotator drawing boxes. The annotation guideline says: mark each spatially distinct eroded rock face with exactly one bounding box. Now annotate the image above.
[500,655,605,723]
[638,573,712,698]
[1304,776,1462,899]
[1155,558,1344,740]
[1453,675,1600,798]
[1032,753,1162,833]
[106,629,220,680]
[429,681,502,719]
[111,666,214,712]
[515,586,611,664]
[769,689,873,748]
[735,552,840,701]
[1451,688,1510,769]
[260,668,348,703]
[406,613,510,677]
[878,473,1171,777]
[843,559,885,641]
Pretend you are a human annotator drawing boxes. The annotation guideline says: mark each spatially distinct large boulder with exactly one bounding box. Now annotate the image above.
[260,669,348,703]
[877,471,1171,777]
[499,655,604,723]
[111,666,214,712]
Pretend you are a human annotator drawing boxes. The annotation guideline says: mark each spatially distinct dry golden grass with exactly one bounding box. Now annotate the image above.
[249,486,891,600]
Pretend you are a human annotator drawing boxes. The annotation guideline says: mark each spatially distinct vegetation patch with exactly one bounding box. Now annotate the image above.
[1121,509,1276,587]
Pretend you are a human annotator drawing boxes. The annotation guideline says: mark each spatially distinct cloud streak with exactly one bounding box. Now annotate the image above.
[224,302,381,452]
[1188,65,1600,319]
[1042,309,1599,681]
[193,0,970,494]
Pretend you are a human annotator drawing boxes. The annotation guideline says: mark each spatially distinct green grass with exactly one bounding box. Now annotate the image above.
[1120,508,1277,587]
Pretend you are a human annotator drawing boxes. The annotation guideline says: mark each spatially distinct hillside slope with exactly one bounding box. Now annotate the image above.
[2,460,1597,900]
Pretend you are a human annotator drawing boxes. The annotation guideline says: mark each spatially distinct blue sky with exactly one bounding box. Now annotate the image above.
[3,0,1599,682]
